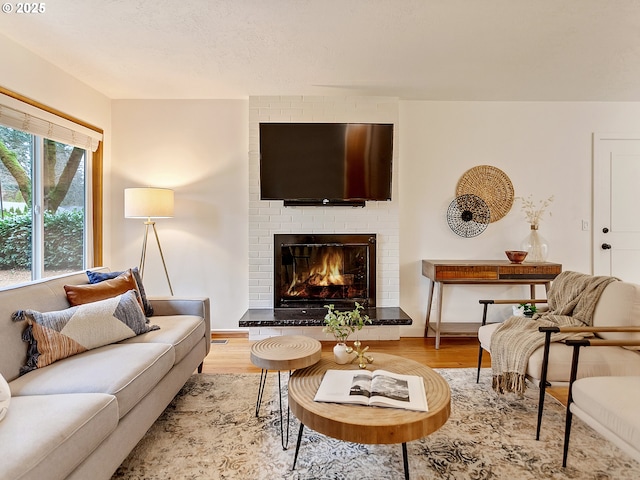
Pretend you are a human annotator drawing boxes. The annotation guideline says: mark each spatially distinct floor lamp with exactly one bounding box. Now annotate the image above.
[124,187,174,295]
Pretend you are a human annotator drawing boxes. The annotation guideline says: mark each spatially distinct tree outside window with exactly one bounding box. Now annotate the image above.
[0,125,86,287]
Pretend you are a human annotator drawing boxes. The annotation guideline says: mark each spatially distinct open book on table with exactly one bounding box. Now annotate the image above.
[314,369,428,412]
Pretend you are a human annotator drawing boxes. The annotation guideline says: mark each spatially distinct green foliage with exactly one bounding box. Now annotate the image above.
[323,302,372,342]
[0,209,84,269]
[0,212,32,269]
[519,303,537,317]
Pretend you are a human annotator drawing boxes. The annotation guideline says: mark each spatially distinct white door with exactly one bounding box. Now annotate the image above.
[593,134,640,282]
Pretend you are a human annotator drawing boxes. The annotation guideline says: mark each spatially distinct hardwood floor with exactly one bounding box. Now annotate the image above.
[204,334,489,374]
[204,333,568,404]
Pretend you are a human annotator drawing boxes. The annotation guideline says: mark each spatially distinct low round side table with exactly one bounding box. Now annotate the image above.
[250,335,322,449]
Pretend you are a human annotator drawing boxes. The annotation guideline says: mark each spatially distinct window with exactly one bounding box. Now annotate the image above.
[0,91,103,288]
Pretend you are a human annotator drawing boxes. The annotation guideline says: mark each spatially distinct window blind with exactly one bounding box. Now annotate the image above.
[0,93,102,151]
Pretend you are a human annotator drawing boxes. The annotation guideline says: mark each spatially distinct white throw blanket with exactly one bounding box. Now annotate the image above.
[491,271,618,396]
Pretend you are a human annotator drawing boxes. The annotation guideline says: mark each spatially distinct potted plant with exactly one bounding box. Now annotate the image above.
[519,303,537,318]
[323,302,371,364]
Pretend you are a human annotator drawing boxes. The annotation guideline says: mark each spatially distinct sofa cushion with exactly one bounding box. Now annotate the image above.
[479,321,640,383]
[119,314,205,365]
[87,267,154,317]
[12,291,159,374]
[0,374,9,422]
[592,281,640,348]
[528,341,640,383]
[0,393,118,480]
[9,342,175,418]
[65,269,144,312]
[571,376,640,454]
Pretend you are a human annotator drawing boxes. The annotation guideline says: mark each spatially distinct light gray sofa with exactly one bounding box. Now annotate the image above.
[0,268,210,480]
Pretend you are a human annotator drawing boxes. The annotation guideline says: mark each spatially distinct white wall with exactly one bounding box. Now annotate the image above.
[110,100,249,331]
[399,101,640,335]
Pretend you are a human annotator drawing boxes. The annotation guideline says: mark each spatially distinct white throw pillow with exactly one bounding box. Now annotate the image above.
[0,373,10,422]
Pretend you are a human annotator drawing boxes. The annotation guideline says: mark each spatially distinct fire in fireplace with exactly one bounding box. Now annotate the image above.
[274,234,376,308]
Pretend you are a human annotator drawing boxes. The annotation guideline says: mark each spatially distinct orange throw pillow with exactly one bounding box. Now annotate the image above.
[64,269,144,313]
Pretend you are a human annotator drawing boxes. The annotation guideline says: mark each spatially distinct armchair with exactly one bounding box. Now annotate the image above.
[562,334,640,467]
[477,278,640,440]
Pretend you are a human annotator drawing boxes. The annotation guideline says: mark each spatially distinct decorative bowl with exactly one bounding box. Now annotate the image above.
[505,250,528,264]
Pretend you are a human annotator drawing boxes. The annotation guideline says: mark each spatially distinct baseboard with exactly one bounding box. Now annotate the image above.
[211,330,248,340]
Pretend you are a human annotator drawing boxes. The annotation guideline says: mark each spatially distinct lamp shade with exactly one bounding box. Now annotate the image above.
[124,188,174,218]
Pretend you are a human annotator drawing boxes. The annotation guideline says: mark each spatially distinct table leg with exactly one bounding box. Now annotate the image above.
[402,442,409,480]
[277,371,291,450]
[423,279,435,338]
[255,369,268,417]
[434,282,443,350]
[255,369,291,450]
[291,423,305,470]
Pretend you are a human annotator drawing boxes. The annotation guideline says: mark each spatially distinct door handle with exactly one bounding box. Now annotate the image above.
[601,243,612,250]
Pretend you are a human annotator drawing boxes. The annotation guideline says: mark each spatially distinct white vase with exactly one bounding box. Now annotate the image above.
[333,342,352,364]
[521,224,548,262]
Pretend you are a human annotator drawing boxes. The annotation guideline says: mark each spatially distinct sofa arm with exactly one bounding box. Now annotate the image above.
[149,296,208,316]
[147,296,211,368]
[148,296,210,331]
[149,296,211,338]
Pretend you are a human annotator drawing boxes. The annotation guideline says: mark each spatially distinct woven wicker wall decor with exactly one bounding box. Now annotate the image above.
[446,194,491,238]
[455,165,514,222]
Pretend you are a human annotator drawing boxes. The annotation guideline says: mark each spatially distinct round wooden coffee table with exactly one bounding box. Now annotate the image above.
[288,353,451,479]
[250,335,322,449]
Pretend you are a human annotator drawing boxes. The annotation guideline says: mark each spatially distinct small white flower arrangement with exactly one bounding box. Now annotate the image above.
[516,194,554,227]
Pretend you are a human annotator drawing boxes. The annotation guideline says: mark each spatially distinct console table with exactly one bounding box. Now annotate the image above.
[422,260,562,349]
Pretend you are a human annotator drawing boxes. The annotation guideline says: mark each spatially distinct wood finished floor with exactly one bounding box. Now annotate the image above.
[205,334,569,404]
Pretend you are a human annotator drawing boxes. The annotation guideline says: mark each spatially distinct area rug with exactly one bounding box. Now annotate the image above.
[112,369,639,479]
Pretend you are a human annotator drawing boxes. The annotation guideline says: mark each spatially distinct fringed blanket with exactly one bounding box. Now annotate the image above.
[491,271,618,396]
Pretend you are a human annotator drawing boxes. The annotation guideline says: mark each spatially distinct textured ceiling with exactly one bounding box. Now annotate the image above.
[2,0,640,100]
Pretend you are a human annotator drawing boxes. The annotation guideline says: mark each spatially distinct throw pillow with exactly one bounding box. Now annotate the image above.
[0,374,9,422]
[87,267,154,316]
[65,269,144,312]
[12,290,160,375]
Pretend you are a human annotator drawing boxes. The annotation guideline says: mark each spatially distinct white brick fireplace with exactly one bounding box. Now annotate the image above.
[246,96,401,340]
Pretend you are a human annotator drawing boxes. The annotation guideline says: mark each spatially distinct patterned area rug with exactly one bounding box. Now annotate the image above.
[113,369,639,479]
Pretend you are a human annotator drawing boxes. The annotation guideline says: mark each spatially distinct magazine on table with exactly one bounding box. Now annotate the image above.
[313,369,428,412]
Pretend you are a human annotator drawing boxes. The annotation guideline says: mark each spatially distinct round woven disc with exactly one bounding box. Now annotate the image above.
[456,165,514,222]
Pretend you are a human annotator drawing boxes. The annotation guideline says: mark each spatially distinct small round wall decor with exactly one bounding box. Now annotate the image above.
[447,194,491,238]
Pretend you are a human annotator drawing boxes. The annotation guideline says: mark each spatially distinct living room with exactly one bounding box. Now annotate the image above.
[1,2,640,478]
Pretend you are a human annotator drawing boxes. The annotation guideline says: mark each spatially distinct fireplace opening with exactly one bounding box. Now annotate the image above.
[274,234,376,309]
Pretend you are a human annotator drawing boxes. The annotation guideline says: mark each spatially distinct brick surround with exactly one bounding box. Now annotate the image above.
[247,96,400,339]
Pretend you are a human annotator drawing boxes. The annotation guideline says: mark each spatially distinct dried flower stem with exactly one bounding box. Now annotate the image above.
[516,194,554,226]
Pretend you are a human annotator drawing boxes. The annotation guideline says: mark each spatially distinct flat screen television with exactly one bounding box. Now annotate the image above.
[259,123,394,206]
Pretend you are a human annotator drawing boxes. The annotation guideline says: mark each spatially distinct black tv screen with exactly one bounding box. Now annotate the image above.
[259,123,394,206]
